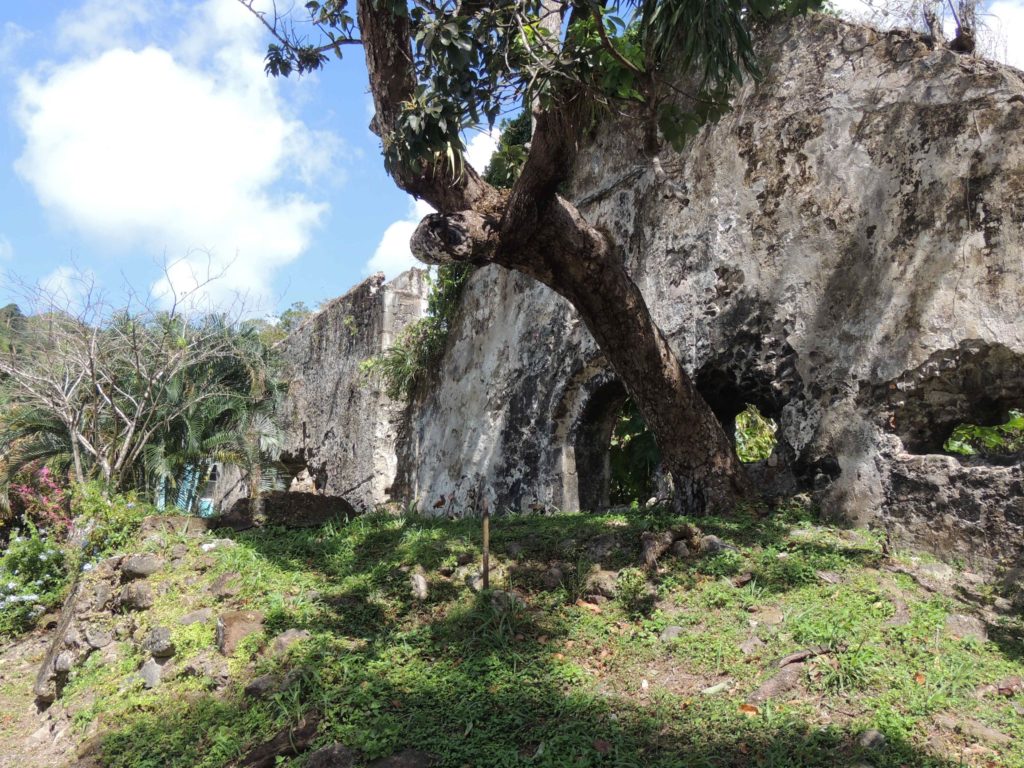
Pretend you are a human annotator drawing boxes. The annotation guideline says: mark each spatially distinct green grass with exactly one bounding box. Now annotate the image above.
[34,500,1024,768]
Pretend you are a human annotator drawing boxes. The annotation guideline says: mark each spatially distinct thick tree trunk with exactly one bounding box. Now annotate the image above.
[357,0,748,514]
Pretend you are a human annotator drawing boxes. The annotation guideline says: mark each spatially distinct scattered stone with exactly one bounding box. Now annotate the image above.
[238,714,319,768]
[700,680,731,695]
[752,607,785,626]
[585,535,616,561]
[210,572,242,599]
[169,543,190,560]
[732,572,753,588]
[739,636,765,656]
[816,570,843,585]
[438,566,454,577]
[996,676,1024,696]
[122,554,164,579]
[504,542,524,558]
[139,658,164,689]
[917,562,955,583]
[84,627,113,650]
[368,749,437,767]
[410,567,429,601]
[91,583,112,611]
[306,744,358,768]
[946,614,988,642]
[670,541,691,558]
[933,713,1012,746]
[268,629,311,657]
[179,607,214,626]
[201,538,237,553]
[586,594,609,605]
[641,531,674,567]
[993,597,1014,614]
[117,582,154,611]
[195,555,216,571]
[179,650,229,684]
[491,590,526,612]
[217,610,265,655]
[659,626,684,643]
[699,535,731,555]
[586,569,619,599]
[53,651,75,674]
[143,627,175,658]
[541,566,563,590]
[244,673,282,698]
[857,729,887,750]
[747,663,804,703]
[456,552,474,566]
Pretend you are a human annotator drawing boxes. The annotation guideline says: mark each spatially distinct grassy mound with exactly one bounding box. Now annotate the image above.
[11,500,1024,767]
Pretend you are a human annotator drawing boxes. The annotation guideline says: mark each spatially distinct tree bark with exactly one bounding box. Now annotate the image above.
[357,0,748,513]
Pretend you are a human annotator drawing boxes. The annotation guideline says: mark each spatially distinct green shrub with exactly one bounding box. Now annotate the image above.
[73,483,150,561]
[0,523,68,636]
[616,567,653,616]
[735,405,777,463]
[361,264,473,401]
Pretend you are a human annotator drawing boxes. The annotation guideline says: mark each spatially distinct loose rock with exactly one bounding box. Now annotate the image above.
[268,629,311,657]
[306,744,358,768]
[585,569,619,599]
[121,554,164,579]
[659,626,684,643]
[410,567,429,601]
[217,610,265,655]
[178,608,214,626]
[209,572,242,599]
[945,614,988,642]
[143,627,175,658]
[117,582,154,611]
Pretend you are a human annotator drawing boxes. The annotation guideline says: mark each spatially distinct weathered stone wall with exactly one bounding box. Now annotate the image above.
[278,270,429,512]
[282,15,1024,573]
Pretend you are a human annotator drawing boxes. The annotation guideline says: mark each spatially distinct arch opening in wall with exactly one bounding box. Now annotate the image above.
[572,380,661,510]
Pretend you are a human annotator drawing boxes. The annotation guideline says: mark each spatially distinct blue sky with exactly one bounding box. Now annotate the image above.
[0,0,498,317]
[0,0,1020,318]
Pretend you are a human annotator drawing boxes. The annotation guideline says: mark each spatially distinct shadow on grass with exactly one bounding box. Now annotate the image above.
[86,506,1000,767]
[94,583,967,768]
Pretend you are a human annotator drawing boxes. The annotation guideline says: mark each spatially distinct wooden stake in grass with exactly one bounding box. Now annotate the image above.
[482,495,490,591]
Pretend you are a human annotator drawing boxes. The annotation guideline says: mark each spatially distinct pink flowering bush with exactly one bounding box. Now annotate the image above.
[12,467,72,538]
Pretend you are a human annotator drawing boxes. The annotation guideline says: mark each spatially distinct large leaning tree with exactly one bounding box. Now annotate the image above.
[241,0,819,513]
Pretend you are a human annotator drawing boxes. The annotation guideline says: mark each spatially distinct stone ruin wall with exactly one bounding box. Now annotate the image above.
[279,15,1024,576]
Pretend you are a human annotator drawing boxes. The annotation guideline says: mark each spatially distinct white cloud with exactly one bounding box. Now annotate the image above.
[365,199,434,279]
[0,236,12,262]
[57,0,153,54]
[465,128,500,174]
[0,22,30,68]
[15,0,340,310]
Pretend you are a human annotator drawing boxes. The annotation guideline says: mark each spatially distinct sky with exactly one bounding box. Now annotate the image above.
[0,0,1021,319]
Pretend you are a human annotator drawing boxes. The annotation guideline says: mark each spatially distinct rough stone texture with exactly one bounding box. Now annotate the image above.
[220,490,359,530]
[216,610,265,655]
[279,17,1024,574]
[143,627,175,658]
[278,270,430,512]
[121,554,164,579]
